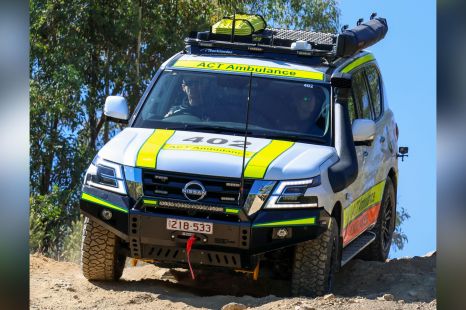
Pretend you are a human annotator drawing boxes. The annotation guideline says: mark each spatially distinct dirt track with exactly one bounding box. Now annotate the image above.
[30,252,436,309]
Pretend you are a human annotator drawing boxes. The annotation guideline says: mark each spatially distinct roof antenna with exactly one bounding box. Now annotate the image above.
[238,74,253,208]
[370,12,377,20]
[357,18,363,26]
[231,11,236,42]
[341,24,349,33]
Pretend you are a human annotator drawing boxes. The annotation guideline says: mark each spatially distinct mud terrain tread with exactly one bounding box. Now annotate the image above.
[81,217,124,280]
[291,217,338,297]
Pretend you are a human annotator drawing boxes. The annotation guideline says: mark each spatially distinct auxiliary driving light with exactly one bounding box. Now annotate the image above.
[276,228,289,239]
[101,209,113,220]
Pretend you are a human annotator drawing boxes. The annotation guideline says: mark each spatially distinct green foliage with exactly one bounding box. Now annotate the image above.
[392,206,410,251]
[29,186,70,258]
[62,216,84,263]
[249,0,340,32]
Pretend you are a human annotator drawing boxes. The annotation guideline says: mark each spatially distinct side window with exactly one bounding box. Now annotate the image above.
[365,66,383,119]
[352,70,373,120]
[347,94,357,124]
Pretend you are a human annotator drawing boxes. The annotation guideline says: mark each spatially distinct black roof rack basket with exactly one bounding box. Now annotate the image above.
[186,14,388,60]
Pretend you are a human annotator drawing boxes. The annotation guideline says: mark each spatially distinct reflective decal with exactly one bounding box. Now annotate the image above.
[253,217,316,227]
[136,130,293,179]
[136,129,175,168]
[343,181,385,228]
[342,181,385,245]
[341,54,375,73]
[244,140,294,179]
[163,144,253,157]
[173,59,324,80]
[343,204,380,246]
[224,208,240,214]
[143,199,158,206]
[81,192,128,213]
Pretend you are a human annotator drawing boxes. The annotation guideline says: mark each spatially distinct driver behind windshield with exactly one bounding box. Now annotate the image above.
[289,86,326,135]
[164,77,209,120]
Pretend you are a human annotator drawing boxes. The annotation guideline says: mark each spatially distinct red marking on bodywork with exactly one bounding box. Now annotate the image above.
[343,204,381,246]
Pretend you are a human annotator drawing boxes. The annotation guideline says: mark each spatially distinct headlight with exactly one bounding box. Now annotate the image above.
[84,155,127,195]
[264,176,320,209]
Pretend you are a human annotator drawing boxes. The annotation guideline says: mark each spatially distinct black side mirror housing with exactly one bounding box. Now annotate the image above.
[331,72,352,88]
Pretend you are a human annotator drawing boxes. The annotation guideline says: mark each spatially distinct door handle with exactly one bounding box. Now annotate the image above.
[363,151,369,157]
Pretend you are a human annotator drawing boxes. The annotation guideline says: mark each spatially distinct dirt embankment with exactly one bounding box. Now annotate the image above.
[30,252,436,310]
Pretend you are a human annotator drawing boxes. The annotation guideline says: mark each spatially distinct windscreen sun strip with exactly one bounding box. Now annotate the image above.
[172,59,325,81]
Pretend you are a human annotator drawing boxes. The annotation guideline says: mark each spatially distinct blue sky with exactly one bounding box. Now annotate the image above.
[339,1,436,257]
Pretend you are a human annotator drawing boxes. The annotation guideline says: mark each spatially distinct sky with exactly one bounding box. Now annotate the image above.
[339,0,436,258]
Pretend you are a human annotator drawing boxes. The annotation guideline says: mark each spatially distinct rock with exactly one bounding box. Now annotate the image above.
[382,294,395,301]
[424,251,436,257]
[323,293,335,300]
[295,306,315,310]
[398,300,405,304]
[221,302,247,310]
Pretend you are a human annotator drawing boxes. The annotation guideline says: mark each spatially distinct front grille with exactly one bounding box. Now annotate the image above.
[142,170,254,206]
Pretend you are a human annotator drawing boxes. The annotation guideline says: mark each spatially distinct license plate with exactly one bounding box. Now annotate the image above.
[166,218,213,235]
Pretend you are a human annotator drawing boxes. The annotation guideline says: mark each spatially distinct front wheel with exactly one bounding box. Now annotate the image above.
[81,217,126,280]
[291,217,339,296]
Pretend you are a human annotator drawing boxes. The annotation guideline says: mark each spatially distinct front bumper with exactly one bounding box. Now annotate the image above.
[80,186,329,270]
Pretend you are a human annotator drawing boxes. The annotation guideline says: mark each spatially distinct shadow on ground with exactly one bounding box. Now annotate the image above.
[91,255,435,306]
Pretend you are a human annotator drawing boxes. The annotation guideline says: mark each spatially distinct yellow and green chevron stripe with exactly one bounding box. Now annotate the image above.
[253,217,316,228]
[81,192,128,213]
[136,129,175,168]
[243,140,294,179]
[135,129,293,179]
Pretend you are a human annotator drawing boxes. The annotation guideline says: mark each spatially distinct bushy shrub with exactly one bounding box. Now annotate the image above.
[62,216,84,263]
[393,206,410,251]
[29,186,80,260]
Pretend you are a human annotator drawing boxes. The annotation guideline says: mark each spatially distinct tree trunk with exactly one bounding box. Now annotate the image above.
[40,116,58,195]
[133,0,143,113]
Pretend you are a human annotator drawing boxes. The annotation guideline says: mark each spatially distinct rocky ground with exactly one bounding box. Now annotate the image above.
[30,252,436,310]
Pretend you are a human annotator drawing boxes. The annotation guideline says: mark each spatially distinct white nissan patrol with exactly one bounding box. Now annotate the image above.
[79,13,407,296]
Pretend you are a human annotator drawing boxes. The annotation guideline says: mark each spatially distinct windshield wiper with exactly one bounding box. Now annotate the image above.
[182,125,252,135]
[256,133,326,144]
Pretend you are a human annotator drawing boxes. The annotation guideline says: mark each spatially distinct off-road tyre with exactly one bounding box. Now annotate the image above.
[81,217,125,280]
[359,177,396,261]
[291,217,339,296]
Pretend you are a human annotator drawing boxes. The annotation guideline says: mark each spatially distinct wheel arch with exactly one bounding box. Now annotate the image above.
[331,201,343,237]
[388,167,398,198]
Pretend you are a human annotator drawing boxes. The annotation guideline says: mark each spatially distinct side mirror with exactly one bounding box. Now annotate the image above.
[104,96,129,122]
[352,119,376,143]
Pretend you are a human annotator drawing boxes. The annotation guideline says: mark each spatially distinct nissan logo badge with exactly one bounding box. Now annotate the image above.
[182,180,207,201]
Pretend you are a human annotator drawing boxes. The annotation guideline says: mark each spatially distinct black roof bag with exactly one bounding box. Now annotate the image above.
[336,17,388,57]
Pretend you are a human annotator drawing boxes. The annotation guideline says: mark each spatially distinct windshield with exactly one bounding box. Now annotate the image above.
[133,69,331,144]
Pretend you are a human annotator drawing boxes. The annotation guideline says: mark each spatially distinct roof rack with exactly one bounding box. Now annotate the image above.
[185,13,388,62]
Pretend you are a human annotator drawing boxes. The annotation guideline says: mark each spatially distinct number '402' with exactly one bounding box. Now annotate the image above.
[183,136,251,148]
